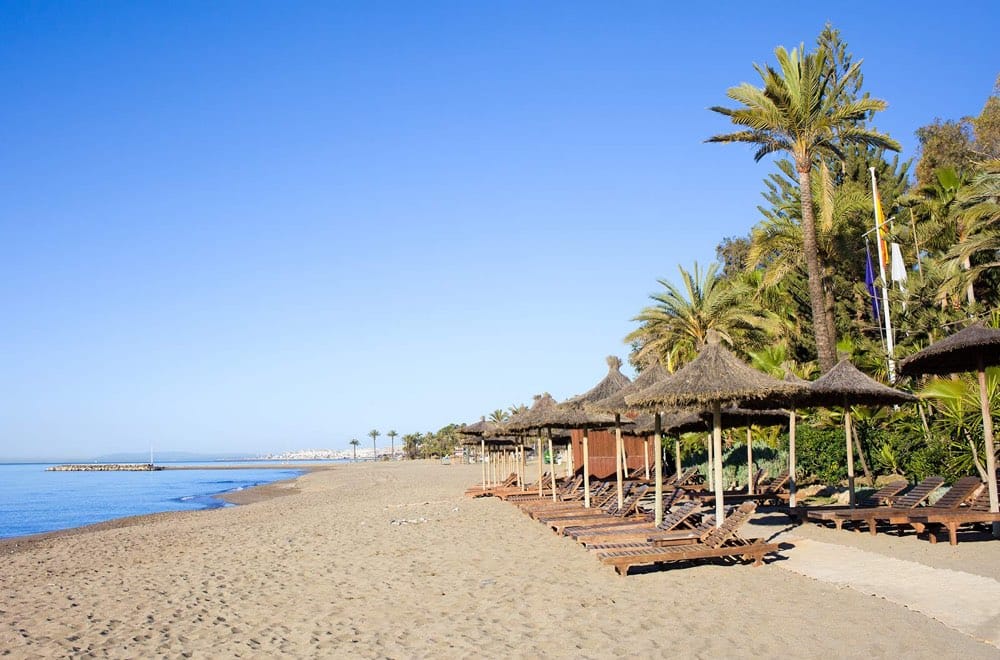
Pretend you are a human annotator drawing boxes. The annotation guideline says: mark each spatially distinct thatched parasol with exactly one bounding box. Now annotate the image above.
[550,356,633,507]
[802,359,917,508]
[626,330,801,527]
[899,322,1000,533]
[586,361,678,523]
[458,417,497,489]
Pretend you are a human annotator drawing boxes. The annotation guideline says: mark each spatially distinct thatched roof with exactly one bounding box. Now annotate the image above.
[562,356,632,409]
[625,330,801,409]
[507,393,619,432]
[587,362,670,414]
[899,322,1000,376]
[803,359,917,407]
[501,393,559,433]
[457,417,497,437]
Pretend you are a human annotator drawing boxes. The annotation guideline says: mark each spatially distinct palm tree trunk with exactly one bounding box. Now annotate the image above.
[798,165,837,372]
[822,266,838,357]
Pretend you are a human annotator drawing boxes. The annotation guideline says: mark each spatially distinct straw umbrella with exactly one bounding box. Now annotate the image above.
[899,322,1000,533]
[500,394,558,494]
[563,356,632,509]
[458,417,499,489]
[588,361,672,523]
[803,359,917,508]
[627,330,801,527]
[507,392,619,503]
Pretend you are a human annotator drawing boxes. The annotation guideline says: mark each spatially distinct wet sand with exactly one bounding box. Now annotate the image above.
[1,460,997,658]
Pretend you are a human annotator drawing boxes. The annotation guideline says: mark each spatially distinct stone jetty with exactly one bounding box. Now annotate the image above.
[46,464,164,472]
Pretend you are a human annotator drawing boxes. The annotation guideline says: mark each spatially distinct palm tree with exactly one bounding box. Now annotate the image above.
[349,438,360,462]
[387,430,398,460]
[368,429,380,461]
[488,409,509,425]
[625,262,773,370]
[948,160,1000,304]
[708,41,899,372]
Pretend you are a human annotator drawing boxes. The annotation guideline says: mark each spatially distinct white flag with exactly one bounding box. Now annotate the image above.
[890,243,907,290]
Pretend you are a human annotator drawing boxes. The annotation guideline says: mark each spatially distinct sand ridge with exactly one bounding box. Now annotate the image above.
[1,461,998,658]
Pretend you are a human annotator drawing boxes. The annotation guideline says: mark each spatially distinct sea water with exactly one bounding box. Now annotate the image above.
[0,462,308,540]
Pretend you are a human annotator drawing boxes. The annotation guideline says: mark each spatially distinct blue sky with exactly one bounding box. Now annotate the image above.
[2,2,997,459]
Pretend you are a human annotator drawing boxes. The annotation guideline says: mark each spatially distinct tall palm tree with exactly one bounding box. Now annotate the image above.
[368,429,380,461]
[708,42,899,372]
[387,430,398,460]
[349,438,360,462]
[625,262,773,370]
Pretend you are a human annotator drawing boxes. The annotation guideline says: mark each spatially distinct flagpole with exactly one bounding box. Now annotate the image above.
[870,167,896,383]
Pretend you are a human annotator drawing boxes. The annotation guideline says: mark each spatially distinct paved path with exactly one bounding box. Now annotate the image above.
[776,534,1000,649]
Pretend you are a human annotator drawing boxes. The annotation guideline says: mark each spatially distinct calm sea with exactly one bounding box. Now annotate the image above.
[0,462,318,540]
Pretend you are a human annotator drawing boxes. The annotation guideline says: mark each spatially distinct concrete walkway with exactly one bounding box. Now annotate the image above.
[776,534,1000,649]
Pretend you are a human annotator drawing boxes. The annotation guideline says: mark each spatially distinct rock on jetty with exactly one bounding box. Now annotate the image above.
[46,464,165,472]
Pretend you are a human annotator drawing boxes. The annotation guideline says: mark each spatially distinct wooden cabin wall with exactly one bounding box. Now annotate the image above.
[569,429,653,479]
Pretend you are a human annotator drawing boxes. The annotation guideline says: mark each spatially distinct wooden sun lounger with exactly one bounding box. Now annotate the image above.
[464,473,518,497]
[490,473,555,499]
[578,502,704,549]
[796,480,909,525]
[850,476,983,536]
[531,487,616,521]
[902,483,997,545]
[547,486,651,534]
[827,476,945,531]
[597,502,780,576]
[563,489,687,539]
[834,475,976,534]
[502,475,580,502]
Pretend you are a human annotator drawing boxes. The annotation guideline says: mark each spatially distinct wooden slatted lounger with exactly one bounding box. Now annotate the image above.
[796,480,909,525]
[597,502,781,576]
[829,476,945,531]
[464,473,518,498]
[835,476,983,535]
[564,490,689,541]
[901,483,997,545]
[546,486,651,534]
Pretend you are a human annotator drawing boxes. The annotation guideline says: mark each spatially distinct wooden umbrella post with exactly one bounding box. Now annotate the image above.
[567,439,575,479]
[547,427,557,501]
[845,408,856,509]
[536,436,543,497]
[583,428,591,508]
[712,403,725,528]
[674,437,682,478]
[480,438,486,490]
[976,359,999,536]
[615,415,624,510]
[654,412,663,526]
[643,437,650,480]
[746,423,754,495]
[706,433,714,491]
[788,408,797,508]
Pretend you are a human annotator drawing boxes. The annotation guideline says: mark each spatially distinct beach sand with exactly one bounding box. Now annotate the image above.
[2,461,998,658]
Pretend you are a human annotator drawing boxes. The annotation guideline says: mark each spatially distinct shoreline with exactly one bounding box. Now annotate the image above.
[0,465,332,554]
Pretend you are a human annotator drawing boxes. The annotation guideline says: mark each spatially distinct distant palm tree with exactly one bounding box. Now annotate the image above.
[488,409,509,425]
[368,429,380,460]
[387,430,398,460]
[349,438,360,462]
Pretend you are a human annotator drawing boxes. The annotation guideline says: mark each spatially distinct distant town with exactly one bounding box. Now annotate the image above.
[260,447,404,461]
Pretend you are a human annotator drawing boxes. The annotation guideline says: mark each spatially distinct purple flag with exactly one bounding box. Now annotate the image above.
[864,243,881,324]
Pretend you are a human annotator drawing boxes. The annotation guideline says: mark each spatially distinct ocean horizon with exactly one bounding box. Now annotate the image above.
[0,461,326,540]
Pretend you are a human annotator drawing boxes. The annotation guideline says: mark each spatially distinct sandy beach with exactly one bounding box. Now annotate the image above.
[2,461,998,658]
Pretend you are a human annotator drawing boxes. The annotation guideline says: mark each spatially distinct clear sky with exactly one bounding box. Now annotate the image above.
[2,1,998,460]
